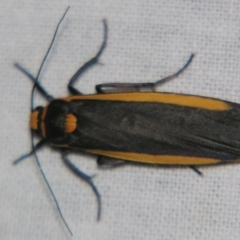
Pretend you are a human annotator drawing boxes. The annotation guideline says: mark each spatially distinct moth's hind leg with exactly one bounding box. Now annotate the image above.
[97,156,126,167]
[96,53,194,94]
[189,166,202,176]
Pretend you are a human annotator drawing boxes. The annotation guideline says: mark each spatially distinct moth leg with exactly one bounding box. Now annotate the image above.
[96,53,194,93]
[68,19,108,95]
[61,151,101,220]
[189,166,202,176]
[152,53,194,89]
[13,139,47,164]
[96,82,155,93]
[97,156,126,167]
[14,63,54,101]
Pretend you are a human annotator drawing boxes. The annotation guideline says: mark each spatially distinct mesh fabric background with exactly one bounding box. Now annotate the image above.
[1,1,240,240]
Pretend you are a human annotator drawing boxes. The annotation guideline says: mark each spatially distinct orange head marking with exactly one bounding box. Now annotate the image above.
[30,110,39,130]
[30,106,46,137]
[65,114,77,133]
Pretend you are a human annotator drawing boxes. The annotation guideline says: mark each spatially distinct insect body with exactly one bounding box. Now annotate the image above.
[33,92,240,166]
[14,7,240,235]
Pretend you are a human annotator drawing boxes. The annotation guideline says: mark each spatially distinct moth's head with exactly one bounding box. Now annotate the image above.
[30,106,46,137]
